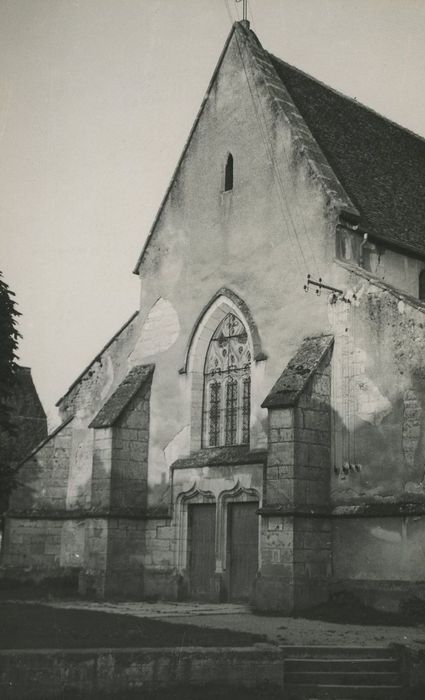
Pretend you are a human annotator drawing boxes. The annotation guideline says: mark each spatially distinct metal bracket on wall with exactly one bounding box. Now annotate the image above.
[304,274,356,304]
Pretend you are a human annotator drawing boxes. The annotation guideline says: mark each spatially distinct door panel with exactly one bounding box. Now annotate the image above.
[188,504,216,600]
[228,501,259,601]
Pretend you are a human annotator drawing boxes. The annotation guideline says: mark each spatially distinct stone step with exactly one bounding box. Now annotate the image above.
[285,671,401,686]
[280,645,399,659]
[285,683,404,699]
[285,658,399,673]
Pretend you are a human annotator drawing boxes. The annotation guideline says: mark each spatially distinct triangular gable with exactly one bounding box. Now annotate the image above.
[133,22,358,276]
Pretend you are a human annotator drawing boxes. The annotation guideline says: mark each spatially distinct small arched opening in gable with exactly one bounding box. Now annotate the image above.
[224,153,233,192]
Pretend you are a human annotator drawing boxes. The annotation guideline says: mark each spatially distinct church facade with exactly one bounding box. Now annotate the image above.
[3,21,425,612]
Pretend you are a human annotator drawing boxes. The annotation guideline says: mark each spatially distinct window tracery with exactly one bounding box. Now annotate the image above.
[202,313,251,447]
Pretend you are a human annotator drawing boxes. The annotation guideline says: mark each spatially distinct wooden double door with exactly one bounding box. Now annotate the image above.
[187,501,258,601]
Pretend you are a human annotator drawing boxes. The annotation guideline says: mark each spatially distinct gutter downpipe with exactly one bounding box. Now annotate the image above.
[359,232,369,268]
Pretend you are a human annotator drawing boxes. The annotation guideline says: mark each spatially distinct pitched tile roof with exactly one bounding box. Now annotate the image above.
[134,22,425,272]
[262,334,333,409]
[269,53,425,256]
[89,364,154,429]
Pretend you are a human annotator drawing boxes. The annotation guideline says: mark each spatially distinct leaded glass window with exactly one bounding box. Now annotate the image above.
[202,313,251,447]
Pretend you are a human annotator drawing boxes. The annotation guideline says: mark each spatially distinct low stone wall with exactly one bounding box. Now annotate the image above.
[0,645,284,699]
[399,645,425,696]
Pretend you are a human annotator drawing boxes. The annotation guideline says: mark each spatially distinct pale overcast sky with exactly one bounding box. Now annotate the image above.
[1,0,425,422]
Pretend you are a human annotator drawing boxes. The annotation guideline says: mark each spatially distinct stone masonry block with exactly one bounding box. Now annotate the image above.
[269,428,294,443]
[305,480,328,506]
[308,444,330,468]
[297,428,328,445]
[156,526,173,540]
[268,442,294,466]
[302,410,330,432]
[266,478,295,503]
[269,409,294,429]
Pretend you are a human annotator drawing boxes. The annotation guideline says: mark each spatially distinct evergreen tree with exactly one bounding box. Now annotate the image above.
[0,271,21,497]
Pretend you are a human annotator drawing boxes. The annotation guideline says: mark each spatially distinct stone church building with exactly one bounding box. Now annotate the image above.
[2,21,425,612]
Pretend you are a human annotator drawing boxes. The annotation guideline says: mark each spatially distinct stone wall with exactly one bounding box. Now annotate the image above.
[255,348,332,612]
[1,419,79,583]
[110,387,150,512]
[337,226,425,299]
[142,518,176,600]
[79,518,146,599]
[330,265,425,504]
[1,519,65,582]
[79,378,152,598]
[0,646,283,700]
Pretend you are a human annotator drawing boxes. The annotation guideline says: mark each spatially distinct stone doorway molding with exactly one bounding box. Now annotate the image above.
[216,480,261,574]
[174,483,215,573]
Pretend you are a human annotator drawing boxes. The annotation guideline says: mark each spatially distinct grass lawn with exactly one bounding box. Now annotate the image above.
[0,601,266,649]
[297,591,425,627]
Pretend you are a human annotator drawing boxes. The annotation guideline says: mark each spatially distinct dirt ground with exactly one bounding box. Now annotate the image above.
[24,598,425,650]
[3,585,425,650]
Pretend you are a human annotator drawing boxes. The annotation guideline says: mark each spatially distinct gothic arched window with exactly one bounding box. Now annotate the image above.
[202,313,251,447]
[224,153,233,192]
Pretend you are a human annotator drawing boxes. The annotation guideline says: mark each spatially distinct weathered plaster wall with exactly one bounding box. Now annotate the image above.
[337,226,425,299]
[133,29,339,507]
[329,265,425,504]
[58,313,141,424]
[333,516,425,582]
[6,25,351,521]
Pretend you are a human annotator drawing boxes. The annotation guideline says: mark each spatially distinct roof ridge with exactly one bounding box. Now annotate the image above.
[240,25,359,219]
[269,53,425,148]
